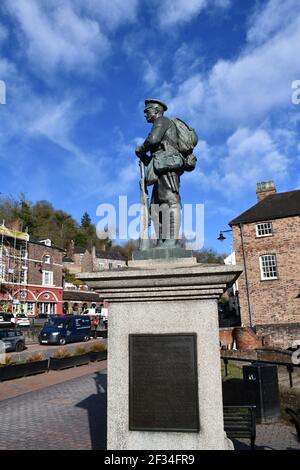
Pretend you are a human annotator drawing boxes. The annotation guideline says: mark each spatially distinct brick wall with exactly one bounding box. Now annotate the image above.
[256,323,300,349]
[28,242,63,287]
[232,216,300,326]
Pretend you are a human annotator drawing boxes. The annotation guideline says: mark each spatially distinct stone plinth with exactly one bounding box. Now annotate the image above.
[78,262,242,450]
[132,247,195,261]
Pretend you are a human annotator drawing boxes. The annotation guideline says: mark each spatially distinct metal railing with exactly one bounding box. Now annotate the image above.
[221,355,300,388]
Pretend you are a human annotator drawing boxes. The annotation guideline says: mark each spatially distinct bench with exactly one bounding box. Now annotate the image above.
[224,405,256,450]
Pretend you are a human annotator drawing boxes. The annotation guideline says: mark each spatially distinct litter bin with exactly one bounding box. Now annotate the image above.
[243,363,280,423]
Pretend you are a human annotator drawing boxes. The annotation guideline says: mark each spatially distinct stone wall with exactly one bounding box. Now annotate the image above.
[220,323,300,349]
[255,323,300,349]
[232,216,300,327]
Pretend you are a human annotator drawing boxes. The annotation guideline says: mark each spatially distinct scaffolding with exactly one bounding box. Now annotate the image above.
[0,221,29,312]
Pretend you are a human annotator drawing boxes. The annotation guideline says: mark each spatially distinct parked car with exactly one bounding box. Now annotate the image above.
[38,315,91,345]
[0,328,26,352]
[0,312,14,328]
[11,314,30,327]
[0,312,11,328]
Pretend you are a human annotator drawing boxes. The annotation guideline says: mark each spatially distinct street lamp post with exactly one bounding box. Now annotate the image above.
[217,224,253,328]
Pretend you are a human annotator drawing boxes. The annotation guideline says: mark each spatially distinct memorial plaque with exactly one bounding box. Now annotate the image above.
[129,334,199,432]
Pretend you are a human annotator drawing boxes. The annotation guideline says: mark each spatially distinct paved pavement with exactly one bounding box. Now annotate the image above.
[234,423,300,450]
[0,369,107,450]
[0,360,107,401]
[0,367,299,450]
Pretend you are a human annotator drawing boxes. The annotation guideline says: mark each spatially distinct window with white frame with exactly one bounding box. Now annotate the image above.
[259,254,278,280]
[44,255,51,264]
[20,267,28,284]
[256,222,273,237]
[26,302,35,314]
[42,270,53,286]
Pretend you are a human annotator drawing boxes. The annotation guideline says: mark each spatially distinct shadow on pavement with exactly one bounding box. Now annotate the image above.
[76,371,107,450]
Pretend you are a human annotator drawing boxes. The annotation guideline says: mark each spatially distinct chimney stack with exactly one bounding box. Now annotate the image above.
[256,181,277,202]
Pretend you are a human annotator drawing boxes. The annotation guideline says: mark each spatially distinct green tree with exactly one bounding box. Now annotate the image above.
[81,212,92,229]
[110,239,139,260]
[193,248,227,264]
[63,268,83,288]
[74,231,88,248]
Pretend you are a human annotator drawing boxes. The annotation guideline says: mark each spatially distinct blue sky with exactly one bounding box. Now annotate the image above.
[0,0,300,253]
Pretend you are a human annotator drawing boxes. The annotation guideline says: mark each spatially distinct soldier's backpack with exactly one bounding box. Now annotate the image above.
[170,118,198,172]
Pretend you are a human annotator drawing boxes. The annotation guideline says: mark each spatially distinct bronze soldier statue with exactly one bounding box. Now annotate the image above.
[136,99,197,249]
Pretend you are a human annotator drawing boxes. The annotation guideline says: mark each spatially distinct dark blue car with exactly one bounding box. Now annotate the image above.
[38,315,91,345]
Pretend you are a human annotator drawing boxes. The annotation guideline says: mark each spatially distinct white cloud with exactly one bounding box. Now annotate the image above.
[0,23,8,42]
[183,124,293,202]
[75,0,138,31]
[143,60,159,87]
[156,0,231,28]
[204,128,290,199]
[172,43,204,82]
[4,0,139,74]
[5,0,108,74]
[247,0,300,45]
[167,75,205,118]
[163,3,300,132]
[28,98,84,157]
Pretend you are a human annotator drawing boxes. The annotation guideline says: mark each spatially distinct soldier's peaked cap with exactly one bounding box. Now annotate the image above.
[144,99,168,111]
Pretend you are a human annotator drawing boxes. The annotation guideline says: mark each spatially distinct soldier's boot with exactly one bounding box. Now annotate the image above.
[162,204,181,249]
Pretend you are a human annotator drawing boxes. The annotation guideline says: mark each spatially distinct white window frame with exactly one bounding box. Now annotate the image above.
[259,254,278,280]
[44,255,51,264]
[20,266,28,284]
[256,222,273,238]
[26,302,35,314]
[42,270,53,286]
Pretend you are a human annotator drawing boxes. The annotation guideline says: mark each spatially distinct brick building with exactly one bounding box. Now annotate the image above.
[63,244,86,275]
[229,182,300,347]
[62,243,125,313]
[63,243,127,274]
[81,247,127,272]
[62,288,102,314]
[0,224,64,316]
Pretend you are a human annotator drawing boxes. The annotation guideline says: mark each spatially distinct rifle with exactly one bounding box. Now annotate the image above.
[139,160,150,250]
